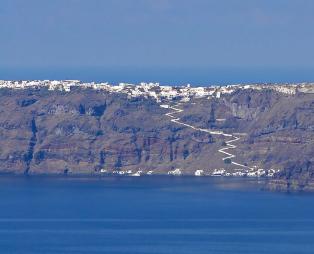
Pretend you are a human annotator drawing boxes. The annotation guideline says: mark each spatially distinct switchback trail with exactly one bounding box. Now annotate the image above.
[163,104,253,171]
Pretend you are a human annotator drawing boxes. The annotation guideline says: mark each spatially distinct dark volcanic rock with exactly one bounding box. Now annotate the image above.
[0,88,214,174]
[0,86,313,192]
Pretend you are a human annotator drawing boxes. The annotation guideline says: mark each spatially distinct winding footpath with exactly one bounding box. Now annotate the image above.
[163,104,253,171]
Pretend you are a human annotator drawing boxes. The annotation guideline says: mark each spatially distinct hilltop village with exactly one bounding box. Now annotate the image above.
[1,80,314,101]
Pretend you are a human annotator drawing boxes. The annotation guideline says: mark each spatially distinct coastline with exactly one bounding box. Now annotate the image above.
[0,172,308,193]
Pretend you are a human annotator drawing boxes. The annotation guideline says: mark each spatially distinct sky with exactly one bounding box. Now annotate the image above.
[1,0,314,84]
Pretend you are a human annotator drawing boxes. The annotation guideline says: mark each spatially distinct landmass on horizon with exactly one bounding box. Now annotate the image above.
[0,80,314,191]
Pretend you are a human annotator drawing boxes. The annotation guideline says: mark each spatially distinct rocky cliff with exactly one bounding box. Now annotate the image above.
[0,82,313,191]
[0,88,216,175]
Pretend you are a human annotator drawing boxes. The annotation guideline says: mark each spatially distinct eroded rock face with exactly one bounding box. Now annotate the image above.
[0,86,313,192]
[177,89,314,190]
[0,88,214,174]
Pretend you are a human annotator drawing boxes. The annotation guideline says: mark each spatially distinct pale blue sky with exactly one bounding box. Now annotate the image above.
[1,0,314,83]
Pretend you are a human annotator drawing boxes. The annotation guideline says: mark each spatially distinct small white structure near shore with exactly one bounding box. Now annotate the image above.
[168,168,182,175]
[194,170,204,176]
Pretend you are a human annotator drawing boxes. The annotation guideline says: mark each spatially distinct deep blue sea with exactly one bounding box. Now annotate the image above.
[2,67,314,86]
[0,176,313,254]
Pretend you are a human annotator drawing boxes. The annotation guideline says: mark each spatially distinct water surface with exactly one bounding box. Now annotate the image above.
[0,176,313,254]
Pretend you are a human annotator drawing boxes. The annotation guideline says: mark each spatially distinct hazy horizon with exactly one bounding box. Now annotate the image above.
[1,0,314,84]
[1,66,314,86]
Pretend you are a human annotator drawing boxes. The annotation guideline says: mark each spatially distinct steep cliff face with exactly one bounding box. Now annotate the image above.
[0,86,313,191]
[0,88,214,174]
[267,161,314,191]
[175,89,314,190]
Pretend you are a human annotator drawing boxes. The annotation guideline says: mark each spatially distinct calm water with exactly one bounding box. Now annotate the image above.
[2,67,314,85]
[0,176,313,254]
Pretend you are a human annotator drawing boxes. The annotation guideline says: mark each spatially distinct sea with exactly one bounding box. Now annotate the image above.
[1,67,314,86]
[0,176,313,254]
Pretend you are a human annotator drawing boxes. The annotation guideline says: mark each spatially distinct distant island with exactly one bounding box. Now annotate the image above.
[0,80,314,191]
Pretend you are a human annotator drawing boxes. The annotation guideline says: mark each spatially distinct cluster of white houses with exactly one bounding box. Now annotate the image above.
[98,167,280,177]
[1,80,314,102]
